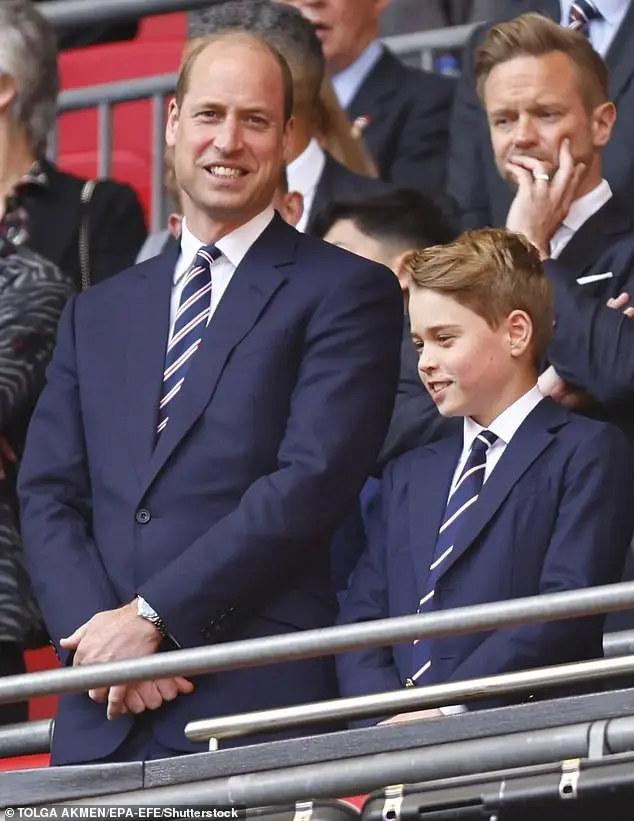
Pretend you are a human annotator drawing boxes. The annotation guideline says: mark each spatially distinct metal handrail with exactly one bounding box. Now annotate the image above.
[187,653,634,744]
[2,631,633,760]
[58,718,634,807]
[37,0,217,28]
[0,719,52,759]
[58,73,177,112]
[1,582,634,706]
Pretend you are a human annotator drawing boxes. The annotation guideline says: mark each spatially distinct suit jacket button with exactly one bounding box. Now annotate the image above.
[135,508,151,524]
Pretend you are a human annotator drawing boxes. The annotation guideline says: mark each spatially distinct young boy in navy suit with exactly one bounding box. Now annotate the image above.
[337,228,634,725]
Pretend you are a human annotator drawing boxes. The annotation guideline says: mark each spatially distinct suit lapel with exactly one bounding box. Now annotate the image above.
[347,49,396,123]
[557,196,633,276]
[408,438,461,596]
[605,2,634,103]
[435,399,567,582]
[124,243,179,485]
[140,215,294,493]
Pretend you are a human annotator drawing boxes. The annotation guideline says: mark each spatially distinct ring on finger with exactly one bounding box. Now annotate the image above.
[532,170,550,182]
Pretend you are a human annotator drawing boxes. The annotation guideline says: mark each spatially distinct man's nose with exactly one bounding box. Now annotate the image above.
[513,115,539,148]
[214,116,243,154]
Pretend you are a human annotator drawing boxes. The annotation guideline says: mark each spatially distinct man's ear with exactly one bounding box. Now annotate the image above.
[0,75,17,115]
[592,101,616,148]
[165,98,180,149]
[282,116,295,164]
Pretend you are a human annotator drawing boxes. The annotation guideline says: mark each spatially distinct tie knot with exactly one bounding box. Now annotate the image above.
[569,0,602,32]
[194,244,222,268]
[471,430,498,454]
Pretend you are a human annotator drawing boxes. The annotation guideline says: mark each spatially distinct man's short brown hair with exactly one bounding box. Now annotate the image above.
[405,228,553,365]
[475,13,610,111]
[175,30,294,123]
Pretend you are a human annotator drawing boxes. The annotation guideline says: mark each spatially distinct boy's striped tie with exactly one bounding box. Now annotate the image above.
[407,430,498,686]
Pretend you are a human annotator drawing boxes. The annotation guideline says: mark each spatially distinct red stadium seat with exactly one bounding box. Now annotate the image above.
[0,753,50,771]
[25,647,60,722]
[56,13,187,221]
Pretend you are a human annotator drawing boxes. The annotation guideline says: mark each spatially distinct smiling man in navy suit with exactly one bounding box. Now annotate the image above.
[337,228,634,725]
[17,30,403,764]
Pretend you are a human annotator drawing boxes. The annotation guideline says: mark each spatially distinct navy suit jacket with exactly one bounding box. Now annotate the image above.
[545,196,634,439]
[346,48,456,200]
[337,399,634,719]
[18,215,403,764]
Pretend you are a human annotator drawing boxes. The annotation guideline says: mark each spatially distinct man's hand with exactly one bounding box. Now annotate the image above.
[539,365,595,409]
[607,292,634,318]
[106,677,195,721]
[61,601,162,666]
[61,602,195,719]
[378,708,443,725]
[505,138,585,259]
[61,601,163,713]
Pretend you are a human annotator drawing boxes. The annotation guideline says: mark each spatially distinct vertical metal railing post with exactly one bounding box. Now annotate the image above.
[151,93,167,233]
[97,102,113,179]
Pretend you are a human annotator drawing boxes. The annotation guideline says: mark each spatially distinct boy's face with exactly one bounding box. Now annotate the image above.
[409,288,530,426]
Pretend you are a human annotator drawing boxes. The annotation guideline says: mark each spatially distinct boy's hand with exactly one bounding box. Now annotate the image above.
[378,708,443,725]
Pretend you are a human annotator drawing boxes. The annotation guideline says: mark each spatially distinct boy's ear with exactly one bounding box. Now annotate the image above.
[507,309,533,358]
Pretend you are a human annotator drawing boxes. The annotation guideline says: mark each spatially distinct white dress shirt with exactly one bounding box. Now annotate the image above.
[170,207,275,338]
[559,0,630,56]
[438,384,545,716]
[286,138,327,233]
[549,178,612,259]
[331,39,384,110]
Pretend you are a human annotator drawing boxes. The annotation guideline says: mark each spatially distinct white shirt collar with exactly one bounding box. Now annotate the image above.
[562,178,612,234]
[331,40,384,110]
[176,207,275,283]
[462,384,544,451]
[287,138,326,199]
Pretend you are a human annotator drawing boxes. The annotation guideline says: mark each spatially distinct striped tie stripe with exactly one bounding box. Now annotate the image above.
[156,243,221,435]
[568,0,602,35]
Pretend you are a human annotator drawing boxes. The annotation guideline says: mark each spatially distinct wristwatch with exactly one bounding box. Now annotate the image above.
[136,595,170,639]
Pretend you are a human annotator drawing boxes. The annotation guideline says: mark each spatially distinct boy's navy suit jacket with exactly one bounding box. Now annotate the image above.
[337,398,634,712]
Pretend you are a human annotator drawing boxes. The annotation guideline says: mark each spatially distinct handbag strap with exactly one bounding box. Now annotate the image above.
[79,179,98,291]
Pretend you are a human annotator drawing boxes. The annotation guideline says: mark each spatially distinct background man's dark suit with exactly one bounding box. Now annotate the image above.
[448,0,634,227]
[545,196,634,439]
[307,153,393,234]
[23,160,147,290]
[338,399,634,721]
[346,47,456,200]
[18,215,403,765]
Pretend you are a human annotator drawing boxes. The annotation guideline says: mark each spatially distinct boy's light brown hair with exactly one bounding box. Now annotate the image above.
[405,228,553,366]
[475,13,610,112]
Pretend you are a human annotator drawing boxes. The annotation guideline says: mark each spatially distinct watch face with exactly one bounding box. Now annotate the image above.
[138,598,155,620]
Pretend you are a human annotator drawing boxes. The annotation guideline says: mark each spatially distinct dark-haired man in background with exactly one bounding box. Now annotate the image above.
[314,189,458,593]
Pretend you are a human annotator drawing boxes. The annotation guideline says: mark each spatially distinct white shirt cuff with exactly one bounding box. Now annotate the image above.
[439,704,467,715]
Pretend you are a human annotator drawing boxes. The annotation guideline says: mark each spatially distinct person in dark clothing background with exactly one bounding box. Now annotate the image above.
[0,1,147,291]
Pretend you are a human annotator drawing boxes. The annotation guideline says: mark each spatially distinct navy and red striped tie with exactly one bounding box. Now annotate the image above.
[157,244,220,435]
